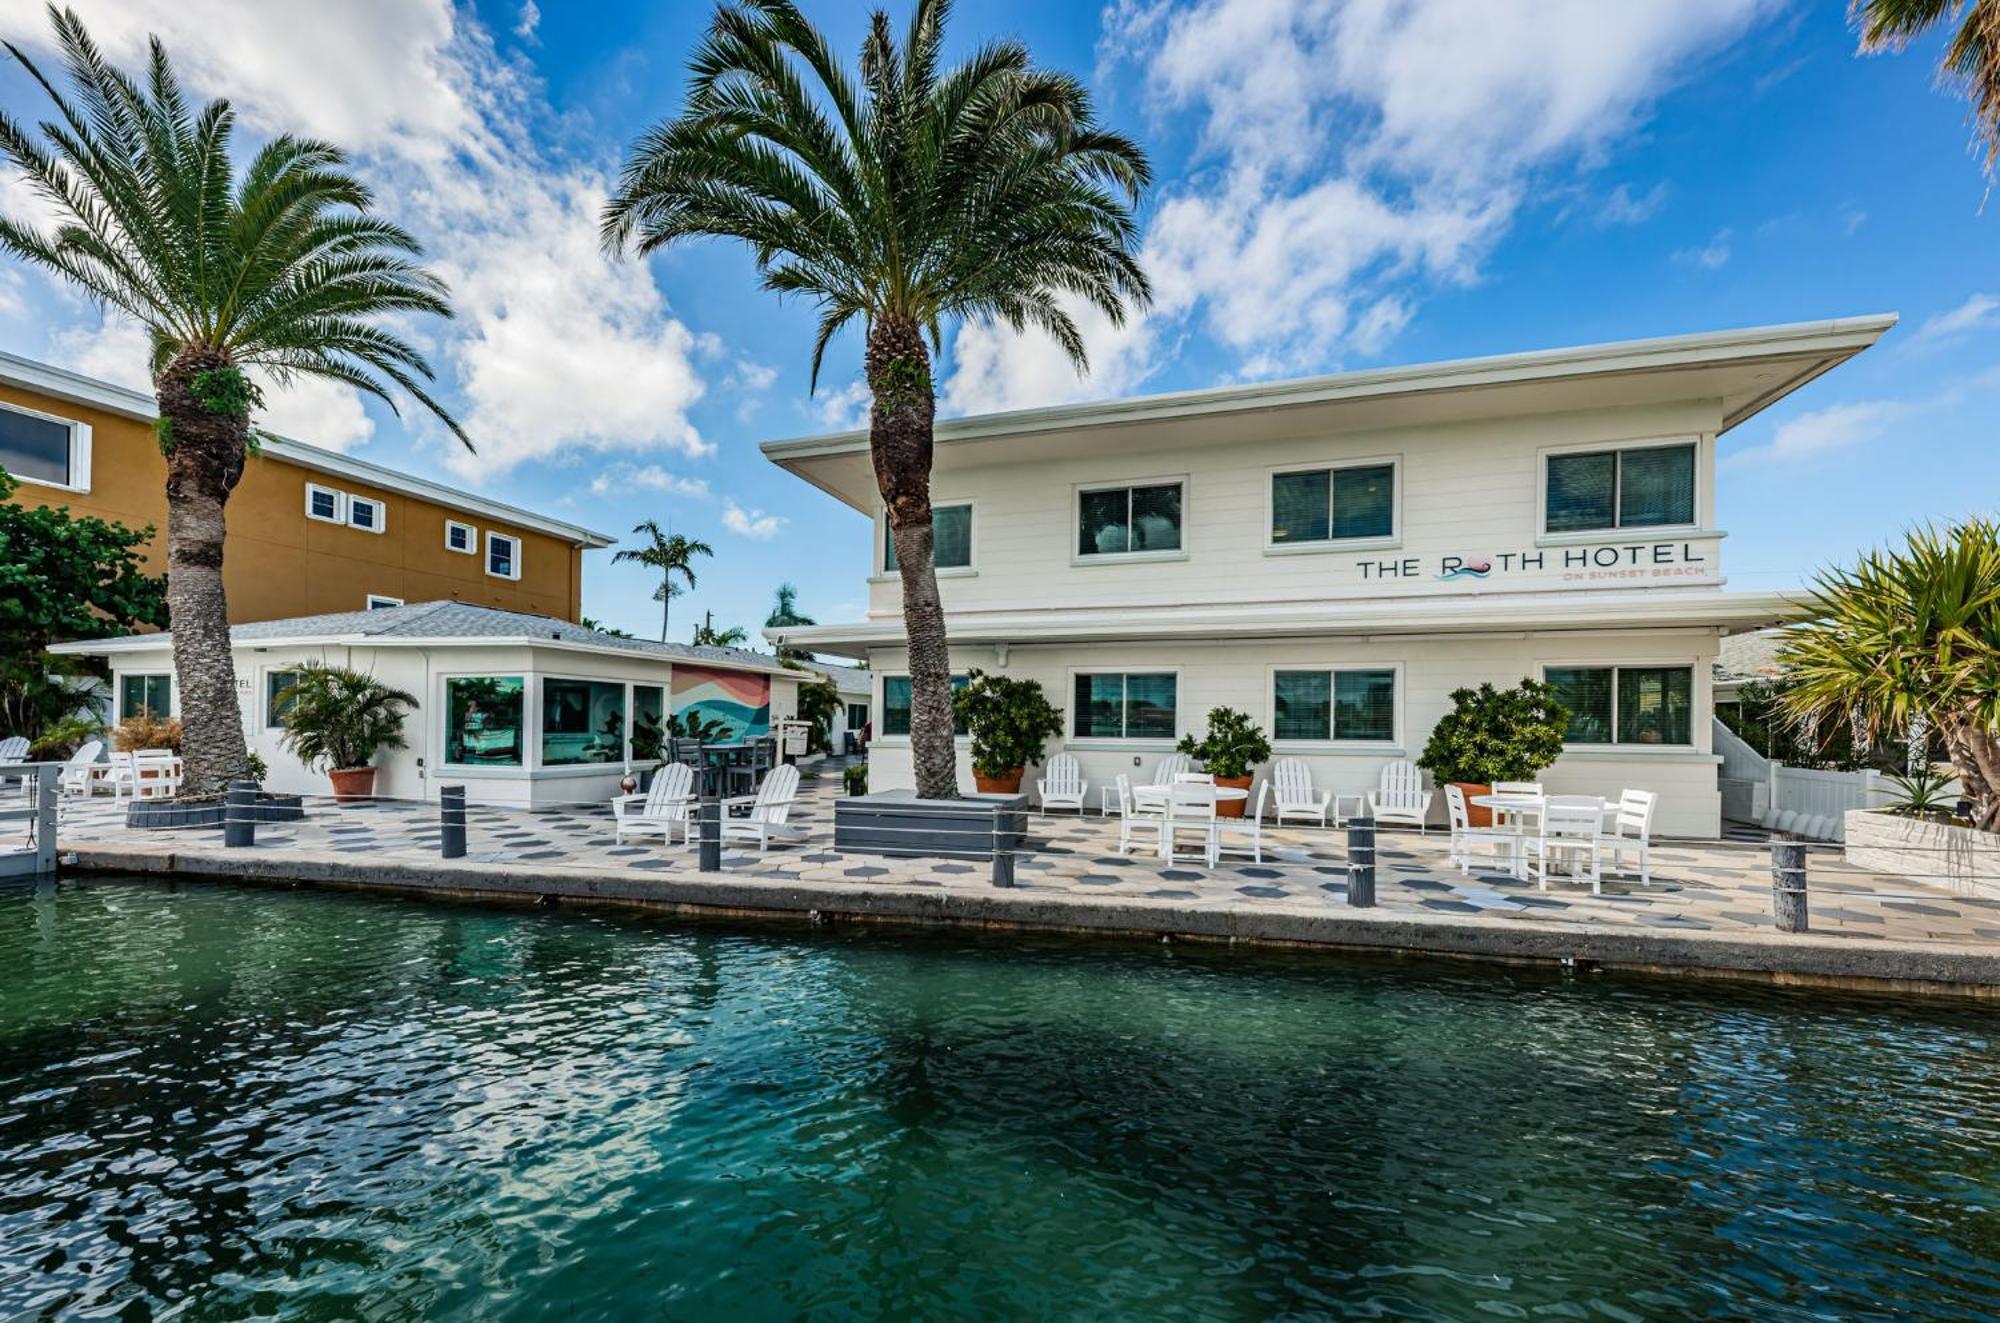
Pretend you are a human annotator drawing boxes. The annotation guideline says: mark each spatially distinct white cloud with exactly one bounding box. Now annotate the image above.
[515,0,541,43]
[590,464,710,499]
[1913,294,1999,344]
[1730,399,1911,467]
[722,501,785,539]
[0,269,26,319]
[807,379,872,431]
[1673,228,1733,270]
[943,294,1161,414]
[1598,182,1669,226]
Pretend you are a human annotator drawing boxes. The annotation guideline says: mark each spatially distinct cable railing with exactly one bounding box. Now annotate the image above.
[0,762,59,877]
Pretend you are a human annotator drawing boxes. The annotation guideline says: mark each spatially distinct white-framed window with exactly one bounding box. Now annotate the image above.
[879,674,969,738]
[1070,671,1178,741]
[365,594,403,610]
[486,531,522,580]
[264,668,302,729]
[443,674,526,767]
[883,501,973,573]
[1271,667,1400,744]
[117,672,173,720]
[1543,440,1697,535]
[347,494,386,533]
[0,401,91,492]
[1268,458,1398,550]
[305,482,345,524]
[1075,478,1185,561]
[845,702,870,730]
[1542,663,1695,747]
[444,519,478,554]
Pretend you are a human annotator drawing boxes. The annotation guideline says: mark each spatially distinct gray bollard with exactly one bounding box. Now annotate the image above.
[34,768,57,874]
[223,779,257,848]
[1771,841,1808,933]
[699,796,722,872]
[1346,816,1376,907]
[439,785,466,859]
[991,804,1023,887]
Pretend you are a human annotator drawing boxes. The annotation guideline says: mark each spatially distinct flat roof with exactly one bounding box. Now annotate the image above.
[0,347,615,548]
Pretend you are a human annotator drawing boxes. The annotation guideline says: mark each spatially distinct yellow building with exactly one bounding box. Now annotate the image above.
[0,349,611,622]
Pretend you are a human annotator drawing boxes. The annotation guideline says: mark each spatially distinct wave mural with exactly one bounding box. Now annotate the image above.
[671,664,771,740]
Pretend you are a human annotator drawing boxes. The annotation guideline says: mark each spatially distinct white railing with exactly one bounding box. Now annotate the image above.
[1709,720,1890,841]
[1,762,59,877]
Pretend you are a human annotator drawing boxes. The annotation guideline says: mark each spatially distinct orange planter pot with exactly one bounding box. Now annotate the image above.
[1451,782,1493,827]
[974,767,1025,794]
[1214,774,1254,818]
[327,766,378,803]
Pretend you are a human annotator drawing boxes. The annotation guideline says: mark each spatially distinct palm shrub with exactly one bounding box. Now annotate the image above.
[604,0,1151,799]
[0,8,465,798]
[1177,707,1271,780]
[1418,680,1570,786]
[951,669,1063,781]
[275,665,417,773]
[1778,520,2000,832]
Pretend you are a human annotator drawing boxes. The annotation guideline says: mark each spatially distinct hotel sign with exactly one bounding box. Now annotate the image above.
[1355,541,1711,585]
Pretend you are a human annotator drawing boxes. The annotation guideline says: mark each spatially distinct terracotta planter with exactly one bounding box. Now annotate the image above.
[974,767,1025,794]
[1215,774,1254,818]
[1451,782,1493,827]
[327,766,377,803]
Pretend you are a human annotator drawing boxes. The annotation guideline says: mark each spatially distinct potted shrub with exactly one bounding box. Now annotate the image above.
[1417,679,1569,827]
[276,664,418,802]
[951,669,1064,794]
[1176,706,1271,819]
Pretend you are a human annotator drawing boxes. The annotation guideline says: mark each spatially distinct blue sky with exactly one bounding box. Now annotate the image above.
[0,0,1994,640]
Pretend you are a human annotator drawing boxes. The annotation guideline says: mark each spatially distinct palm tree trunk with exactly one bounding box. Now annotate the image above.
[1946,717,2000,832]
[661,583,671,644]
[157,351,253,799]
[868,314,957,800]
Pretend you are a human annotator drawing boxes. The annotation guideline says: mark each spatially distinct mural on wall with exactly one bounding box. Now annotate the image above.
[671,665,771,740]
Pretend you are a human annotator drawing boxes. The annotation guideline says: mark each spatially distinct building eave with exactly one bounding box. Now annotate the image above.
[49,632,795,677]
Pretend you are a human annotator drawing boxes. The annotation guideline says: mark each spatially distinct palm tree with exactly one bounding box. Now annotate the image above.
[766,581,815,662]
[0,9,466,798]
[604,0,1150,798]
[1777,520,2000,831]
[1853,1,2000,176]
[691,616,750,647]
[612,519,713,642]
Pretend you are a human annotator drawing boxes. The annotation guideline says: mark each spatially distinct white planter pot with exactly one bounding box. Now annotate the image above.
[1844,809,2000,899]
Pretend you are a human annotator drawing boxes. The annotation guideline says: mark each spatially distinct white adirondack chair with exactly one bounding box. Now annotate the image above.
[1525,800,1607,893]
[1216,782,1271,863]
[1035,754,1088,815]
[107,749,181,802]
[1445,784,1517,876]
[1603,789,1656,885]
[1268,757,1331,826]
[1162,778,1219,867]
[1150,752,1192,785]
[722,763,801,849]
[0,736,26,796]
[612,761,696,845]
[1367,759,1433,833]
[57,741,104,798]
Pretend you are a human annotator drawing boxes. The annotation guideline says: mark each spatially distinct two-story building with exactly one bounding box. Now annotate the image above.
[0,348,612,623]
[762,316,1895,837]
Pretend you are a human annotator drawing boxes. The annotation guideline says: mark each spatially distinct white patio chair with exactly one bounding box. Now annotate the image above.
[1488,780,1543,831]
[1172,770,1215,784]
[1445,784,1518,877]
[1162,778,1219,867]
[1216,782,1270,863]
[1150,752,1192,785]
[1034,754,1088,815]
[721,763,801,850]
[612,761,696,845]
[57,741,104,798]
[0,736,26,797]
[112,749,180,802]
[1366,759,1434,833]
[1112,773,1162,856]
[1524,801,1607,894]
[1269,757,1331,827]
[1604,789,1657,885]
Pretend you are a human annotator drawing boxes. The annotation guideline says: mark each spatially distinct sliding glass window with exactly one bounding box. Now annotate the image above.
[1274,669,1395,741]
[1546,443,1695,533]
[1078,483,1182,557]
[1271,463,1395,545]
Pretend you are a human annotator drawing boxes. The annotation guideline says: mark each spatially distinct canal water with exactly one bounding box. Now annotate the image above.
[2,877,1996,1320]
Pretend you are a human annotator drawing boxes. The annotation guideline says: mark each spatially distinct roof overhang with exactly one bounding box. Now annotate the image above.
[764,589,1808,659]
[49,632,795,677]
[763,315,1896,512]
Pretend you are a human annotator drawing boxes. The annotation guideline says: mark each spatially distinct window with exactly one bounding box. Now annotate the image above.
[366,595,403,610]
[846,702,870,731]
[1273,669,1396,742]
[1271,463,1395,545]
[1078,482,1182,557]
[265,670,302,728]
[1072,672,1178,740]
[445,520,477,554]
[118,673,172,719]
[631,684,666,761]
[1545,443,1695,533]
[446,676,525,765]
[305,483,345,523]
[1545,665,1693,745]
[347,494,385,533]
[883,502,972,572]
[487,531,521,580]
[0,403,85,488]
[541,678,628,767]
[881,674,969,737]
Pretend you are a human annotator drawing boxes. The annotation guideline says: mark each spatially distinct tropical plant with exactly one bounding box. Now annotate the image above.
[111,711,181,753]
[1418,680,1571,786]
[614,520,712,642]
[666,709,733,744]
[843,762,869,796]
[631,706,667,763]
[28,712,104,760]
[1778,520,2000,832]
[274,665,417,772]
[1852,0,2000,177]
[1177,707,1272,781]
[604,0,1151,798]
[0,9,465,798]
[950,669,1064,778]
[791,666,841,753]
[691,616,750,647]
[1872,765,1962,820]
[580,616,636,639]
[767,582,816,662]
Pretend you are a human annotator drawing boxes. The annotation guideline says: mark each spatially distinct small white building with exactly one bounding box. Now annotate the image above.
[54,602,800,808]
[819,665,874,752]
[761,316,1895,838]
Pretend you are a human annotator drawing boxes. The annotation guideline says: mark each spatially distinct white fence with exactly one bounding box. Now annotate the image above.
[1712,718,1883,842]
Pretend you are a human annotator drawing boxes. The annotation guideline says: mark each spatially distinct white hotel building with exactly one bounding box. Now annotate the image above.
[765,317,1893,837]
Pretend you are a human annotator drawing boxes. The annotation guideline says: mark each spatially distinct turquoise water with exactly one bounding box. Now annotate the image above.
[2,879,1998,1321]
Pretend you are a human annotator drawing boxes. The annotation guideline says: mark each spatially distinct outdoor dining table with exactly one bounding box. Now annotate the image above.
[1470,793,1614,879]
[1129,783,1250,863]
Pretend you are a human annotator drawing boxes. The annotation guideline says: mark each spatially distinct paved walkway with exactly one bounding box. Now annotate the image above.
[51,772,2000,948]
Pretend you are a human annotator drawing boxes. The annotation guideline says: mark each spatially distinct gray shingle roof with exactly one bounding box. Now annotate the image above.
[1714,628,1786,682]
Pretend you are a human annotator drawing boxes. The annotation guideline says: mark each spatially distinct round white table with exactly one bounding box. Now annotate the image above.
[1470,793,1613,879]
[1131,783,1249,809]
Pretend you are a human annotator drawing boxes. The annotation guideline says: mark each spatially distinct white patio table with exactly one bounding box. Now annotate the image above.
[1471,793,1613,879]
[1129,783,1249,863]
